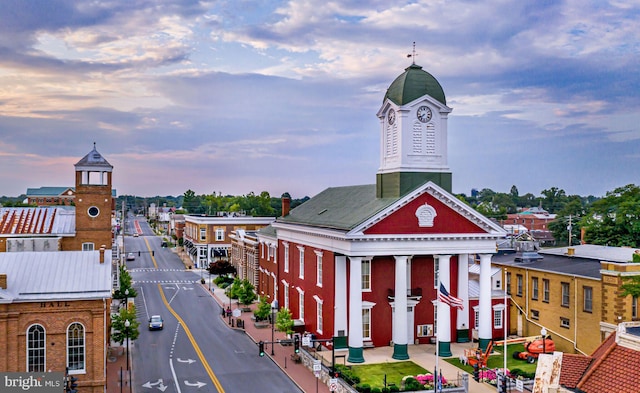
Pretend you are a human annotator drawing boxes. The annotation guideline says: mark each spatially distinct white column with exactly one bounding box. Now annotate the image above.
[347,256,364,362]
[437,254,452,355]
[334,255,348,337]
[478,253,493,349]
[457,254,470,337]
[393,255,408,345]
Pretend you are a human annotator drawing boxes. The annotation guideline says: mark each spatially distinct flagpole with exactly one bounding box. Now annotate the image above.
[435,264,439,391]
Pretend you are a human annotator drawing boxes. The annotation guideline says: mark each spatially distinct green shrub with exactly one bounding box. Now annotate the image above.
[389,385,400,392]
[355,383,371,393]
[371,388,381,393]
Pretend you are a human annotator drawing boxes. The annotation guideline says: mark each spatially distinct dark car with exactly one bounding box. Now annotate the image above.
[148,315,163,330]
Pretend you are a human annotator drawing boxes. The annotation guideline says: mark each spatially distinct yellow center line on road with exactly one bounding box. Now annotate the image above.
[144,237,159,269]
[158,284,225,392]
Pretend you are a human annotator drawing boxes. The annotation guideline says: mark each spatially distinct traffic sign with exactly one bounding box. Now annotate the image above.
[329,379,338,391]
[302,335,311,347]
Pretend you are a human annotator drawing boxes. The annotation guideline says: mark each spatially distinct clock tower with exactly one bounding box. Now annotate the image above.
[376,63,453,198]
[71,144,113,251]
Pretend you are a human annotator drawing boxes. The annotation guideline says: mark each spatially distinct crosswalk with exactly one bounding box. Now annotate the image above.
[133,280,200,284]
[129,268,188,272]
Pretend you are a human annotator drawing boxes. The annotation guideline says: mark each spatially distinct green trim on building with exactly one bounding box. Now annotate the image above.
[392,343,410,360]
[347,347,365,363]
[376,171,452,198]
[385,64,446,106]
[438,341,452,357]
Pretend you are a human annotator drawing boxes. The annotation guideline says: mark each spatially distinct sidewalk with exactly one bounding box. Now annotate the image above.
[106,345,133,393]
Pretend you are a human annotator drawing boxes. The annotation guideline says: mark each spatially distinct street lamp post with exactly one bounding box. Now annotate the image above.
[124,319,131,371]
[541,327,547,355]
[123,288,129,310]
[271,300,279,355]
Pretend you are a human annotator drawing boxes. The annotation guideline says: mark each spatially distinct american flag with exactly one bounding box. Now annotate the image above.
[439,283,464,310]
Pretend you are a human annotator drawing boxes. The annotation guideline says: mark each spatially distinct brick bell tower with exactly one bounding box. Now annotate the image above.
[71,143,113,251]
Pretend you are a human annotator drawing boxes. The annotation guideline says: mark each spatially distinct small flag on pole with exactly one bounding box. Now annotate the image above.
[439,283,464,310]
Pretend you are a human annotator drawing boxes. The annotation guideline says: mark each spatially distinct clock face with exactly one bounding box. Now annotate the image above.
[388,109,396,125]
[417,106,432,123]
[88,206,100,217]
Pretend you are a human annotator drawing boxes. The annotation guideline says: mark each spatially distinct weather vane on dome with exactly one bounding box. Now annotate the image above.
[407,41,418,65]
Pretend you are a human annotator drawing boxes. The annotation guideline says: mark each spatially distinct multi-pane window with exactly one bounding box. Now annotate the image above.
[199,227,206,241]
[474,309,479,329]
[532,277,539,300]
[561,282,570,307]
[27,324,45,372]
[215,228,224,241]
[506,272,511,295]
[543,279,550,302]
[433,258,439,288]
[583,286,593,312]
[516,274,523,296]
[316,300,323,333]
[82,243,94,251]
[493,309,503,329]
[560,317,570,328]
[284,284,289,310]
[298,247,305,279]
[299,292,304,320]
[362,260,371,291]
[362,309,371,340]
[67,323,85,371]
[633,296,638,319]
[283,243,289,273]
[315,251,323,287]
[531,309,539,320]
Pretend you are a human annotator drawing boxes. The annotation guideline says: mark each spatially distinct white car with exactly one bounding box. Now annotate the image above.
[133,233,139,237]
[126,253,135,261]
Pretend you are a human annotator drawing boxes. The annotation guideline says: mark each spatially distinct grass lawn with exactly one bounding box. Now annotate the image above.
[350,361,428,388]
[444,344,537,375]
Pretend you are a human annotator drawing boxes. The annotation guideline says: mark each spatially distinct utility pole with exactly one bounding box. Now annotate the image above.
[567,215,573,246]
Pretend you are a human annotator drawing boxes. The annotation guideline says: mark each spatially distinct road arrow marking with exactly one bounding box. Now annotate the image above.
[184,381,207,388]
[142,379,163,389]
[182,287,194,290]
[157,382,168,392]
[176,358,196,364]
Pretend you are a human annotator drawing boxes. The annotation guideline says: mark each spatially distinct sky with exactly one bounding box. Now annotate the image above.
[1,0,639,200]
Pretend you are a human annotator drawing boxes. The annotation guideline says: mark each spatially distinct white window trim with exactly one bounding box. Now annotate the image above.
[297,288,305,321]
[27,324,46,372]
[362,259,371,292]
[82,242,94,251]
[492,304,505,329]
[314,295,323,335]
[297,246,305,279]
[67,322,86,374]
[315,250,323,287]
[283,242,289,273]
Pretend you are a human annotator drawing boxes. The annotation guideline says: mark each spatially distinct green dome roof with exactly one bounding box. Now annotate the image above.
[384,64,446,106]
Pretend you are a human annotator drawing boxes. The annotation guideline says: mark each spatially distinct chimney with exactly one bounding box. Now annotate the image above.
[0,274,6,289]
[99,245,106,263]
[281,192,291,217]
[567,247,575,256]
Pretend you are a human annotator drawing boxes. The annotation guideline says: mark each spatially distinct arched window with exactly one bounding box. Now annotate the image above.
[67,323,85,371]
[27,324,46,372]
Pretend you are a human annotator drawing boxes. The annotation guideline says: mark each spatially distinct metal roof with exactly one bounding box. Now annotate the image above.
[74,144,113,171]
[26,187,74,196]
[0,207,75,235]
[276,184,397,231]
[0,250,112,302]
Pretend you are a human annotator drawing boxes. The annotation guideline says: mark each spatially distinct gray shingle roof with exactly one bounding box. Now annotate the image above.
[0,250,112,302]
[276,184,398,231]
[26,187,74,196]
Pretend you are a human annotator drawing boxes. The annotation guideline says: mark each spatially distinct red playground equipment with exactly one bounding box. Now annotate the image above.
[513,334,555,363]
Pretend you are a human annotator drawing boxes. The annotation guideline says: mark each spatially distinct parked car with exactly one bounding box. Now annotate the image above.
[149,315,164,330]
[126,253,135,261]
[133,233,139,237]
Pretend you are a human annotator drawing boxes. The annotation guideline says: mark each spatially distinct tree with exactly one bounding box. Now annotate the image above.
[237,279,257,307]
[580,184,640,247]
[549,199,585,246]
[111,305,140,345]
[208,260,236,276]
[540,187,568,213]
[253,296,272,322]
[276,308,294,336]
[113,265,137,300]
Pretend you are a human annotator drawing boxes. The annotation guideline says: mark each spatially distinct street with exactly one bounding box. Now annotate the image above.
[124,215,302,393]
